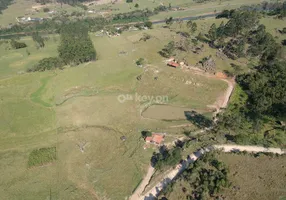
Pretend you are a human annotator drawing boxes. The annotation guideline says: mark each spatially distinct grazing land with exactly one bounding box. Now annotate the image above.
[0,21,230,199]
[0,2,285,199]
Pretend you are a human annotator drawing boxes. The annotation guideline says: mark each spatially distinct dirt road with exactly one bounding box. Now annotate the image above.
[134,145,285,200]
[129,166,155,200]
[214,144,286,155]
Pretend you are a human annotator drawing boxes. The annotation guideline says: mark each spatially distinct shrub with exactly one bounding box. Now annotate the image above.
[10,39,27,49]
[136,58,144,66]
[159,41,175,58]
[28,147,56,167]
[43,7,50,12]
[141,130,152,138]
[144,21,153,29]
[140,33,151,41]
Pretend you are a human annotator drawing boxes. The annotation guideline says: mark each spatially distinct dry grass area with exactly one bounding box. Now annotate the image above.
[218,153,286,200]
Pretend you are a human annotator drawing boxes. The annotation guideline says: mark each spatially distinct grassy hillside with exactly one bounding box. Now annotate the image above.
[0,22,229,199]
[0,14,284,199]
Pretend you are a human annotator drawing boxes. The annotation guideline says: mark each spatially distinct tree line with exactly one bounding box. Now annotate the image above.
[0,4,173,38]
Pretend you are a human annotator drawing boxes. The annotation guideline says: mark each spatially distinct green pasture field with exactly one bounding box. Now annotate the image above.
[0,15,284,199]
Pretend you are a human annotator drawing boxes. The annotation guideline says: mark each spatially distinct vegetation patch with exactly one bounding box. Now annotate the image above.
[28,147,57,167]
[158,152,230,200]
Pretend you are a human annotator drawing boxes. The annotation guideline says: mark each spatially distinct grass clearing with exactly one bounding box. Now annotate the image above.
[28,147,57,167]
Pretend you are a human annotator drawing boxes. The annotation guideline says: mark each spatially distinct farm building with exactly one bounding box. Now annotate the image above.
[145,133,165,145]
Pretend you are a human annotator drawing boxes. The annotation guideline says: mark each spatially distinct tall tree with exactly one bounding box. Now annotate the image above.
[191,22,197,33]
[165,17,173,26]
[32,32,45,48]
[208,23,217,42]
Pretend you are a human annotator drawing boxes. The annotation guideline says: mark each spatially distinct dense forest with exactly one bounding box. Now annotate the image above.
[209,8,286,147]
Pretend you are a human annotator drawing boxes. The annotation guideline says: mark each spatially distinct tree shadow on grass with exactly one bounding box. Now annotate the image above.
[184,111,213,129]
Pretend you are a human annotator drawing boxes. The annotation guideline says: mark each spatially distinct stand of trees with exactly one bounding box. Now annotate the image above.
[159,152,230,200]
[159,41,175,58]
[58,22,96,65]
[217,2,286,19]
[210,9,286,148]
[28,57,64,72]
[237,61,286,119]
[0,4,173,38]
[206,10,281,62]
[32,32,45,48]
[10,39,27,49]
[112,9,154,23]
[151,146,182,170]
[28,22,96,72]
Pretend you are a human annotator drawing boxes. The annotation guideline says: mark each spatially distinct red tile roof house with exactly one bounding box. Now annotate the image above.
[145,133,165,146]
[167,61,180,68]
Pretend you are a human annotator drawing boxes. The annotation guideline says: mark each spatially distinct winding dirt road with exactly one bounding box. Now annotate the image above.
[133,145,285,200]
